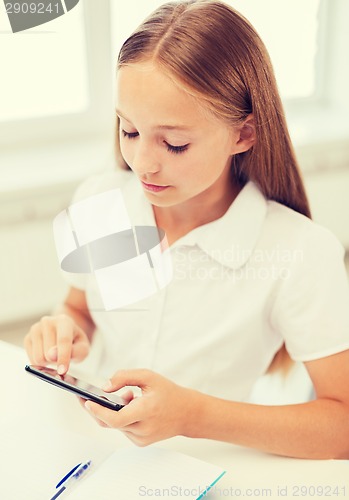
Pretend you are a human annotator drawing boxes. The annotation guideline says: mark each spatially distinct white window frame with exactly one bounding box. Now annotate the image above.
[0,0,113,150]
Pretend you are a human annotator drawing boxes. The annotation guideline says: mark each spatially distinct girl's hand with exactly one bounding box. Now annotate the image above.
[24,314,90,375]
[83,369,199,446]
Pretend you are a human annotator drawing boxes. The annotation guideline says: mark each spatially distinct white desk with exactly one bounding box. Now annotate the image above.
[0,340,347,499]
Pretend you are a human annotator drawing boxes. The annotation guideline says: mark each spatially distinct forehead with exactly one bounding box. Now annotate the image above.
[116,62,213,127]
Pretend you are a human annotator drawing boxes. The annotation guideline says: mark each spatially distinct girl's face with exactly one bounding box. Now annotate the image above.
[116,62,244,208]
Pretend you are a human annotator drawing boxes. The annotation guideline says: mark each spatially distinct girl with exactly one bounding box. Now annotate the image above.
[25,0,349,459]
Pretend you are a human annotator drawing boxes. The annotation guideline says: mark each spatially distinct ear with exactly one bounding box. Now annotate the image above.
[231,114,256,154]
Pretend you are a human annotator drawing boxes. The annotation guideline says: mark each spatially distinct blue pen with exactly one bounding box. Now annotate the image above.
[50,461,92,500]
[56,463,82,488]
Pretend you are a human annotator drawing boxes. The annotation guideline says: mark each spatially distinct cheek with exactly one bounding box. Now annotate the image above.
[185,153,214,181]
[189,152,229,188]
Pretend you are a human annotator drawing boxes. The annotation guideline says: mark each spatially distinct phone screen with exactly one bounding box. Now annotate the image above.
[25,365,125,411]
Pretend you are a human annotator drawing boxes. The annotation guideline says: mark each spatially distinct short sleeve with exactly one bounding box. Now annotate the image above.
[270,224,349,361]
[59,169,132,291]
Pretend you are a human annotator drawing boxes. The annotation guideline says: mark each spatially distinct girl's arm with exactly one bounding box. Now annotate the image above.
[83,349,349,459]
[186,349,349,459]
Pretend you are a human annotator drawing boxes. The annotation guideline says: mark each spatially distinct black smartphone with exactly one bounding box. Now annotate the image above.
[25,365,125,411]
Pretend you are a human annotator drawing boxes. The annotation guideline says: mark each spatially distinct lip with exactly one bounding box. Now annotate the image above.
[141,181,170,193]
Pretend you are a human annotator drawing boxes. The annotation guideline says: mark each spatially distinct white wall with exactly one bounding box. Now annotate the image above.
[304,168,349,248]
[0,183,72,325]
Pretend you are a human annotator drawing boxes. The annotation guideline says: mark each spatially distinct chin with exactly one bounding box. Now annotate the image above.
[143,191,179,208]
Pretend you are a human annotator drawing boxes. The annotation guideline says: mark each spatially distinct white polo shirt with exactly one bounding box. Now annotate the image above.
[64,170,349,401]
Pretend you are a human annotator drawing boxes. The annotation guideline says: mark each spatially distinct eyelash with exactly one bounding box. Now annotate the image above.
[121,130,189,155]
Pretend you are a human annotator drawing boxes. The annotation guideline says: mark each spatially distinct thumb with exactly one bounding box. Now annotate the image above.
[103,369,154,393]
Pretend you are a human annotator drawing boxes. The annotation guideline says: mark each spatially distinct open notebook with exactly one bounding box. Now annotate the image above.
[68,446,226,500]
[0,415,225,500]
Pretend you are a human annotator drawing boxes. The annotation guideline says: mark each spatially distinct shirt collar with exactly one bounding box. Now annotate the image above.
[124,174,267,270]
[173,181,268,270]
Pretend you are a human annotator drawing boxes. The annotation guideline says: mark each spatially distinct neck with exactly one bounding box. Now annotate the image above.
[153,177,241,245]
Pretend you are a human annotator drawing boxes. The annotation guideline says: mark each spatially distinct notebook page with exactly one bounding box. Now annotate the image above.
[0,416,114,500]
[68,446,226,500]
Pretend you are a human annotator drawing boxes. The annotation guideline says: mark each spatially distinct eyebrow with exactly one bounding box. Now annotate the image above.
[115,108,192,131]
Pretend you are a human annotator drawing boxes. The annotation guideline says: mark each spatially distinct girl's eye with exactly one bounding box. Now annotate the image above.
[121,130,139,139]
[122,130,189,154]
[165,142,189,154]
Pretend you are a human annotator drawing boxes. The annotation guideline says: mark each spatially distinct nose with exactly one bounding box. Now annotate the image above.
[131,138,161,178]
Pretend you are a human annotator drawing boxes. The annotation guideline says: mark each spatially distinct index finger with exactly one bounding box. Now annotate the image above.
[55,318,74,374]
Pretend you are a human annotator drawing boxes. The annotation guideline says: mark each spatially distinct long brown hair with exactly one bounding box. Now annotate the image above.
[117,0,311,219]
[116,1,311,372]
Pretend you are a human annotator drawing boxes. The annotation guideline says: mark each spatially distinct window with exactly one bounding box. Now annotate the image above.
[227,0,322,101]
[0,0,113,148]
[1,0,348,186]
[0,1,89,122]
